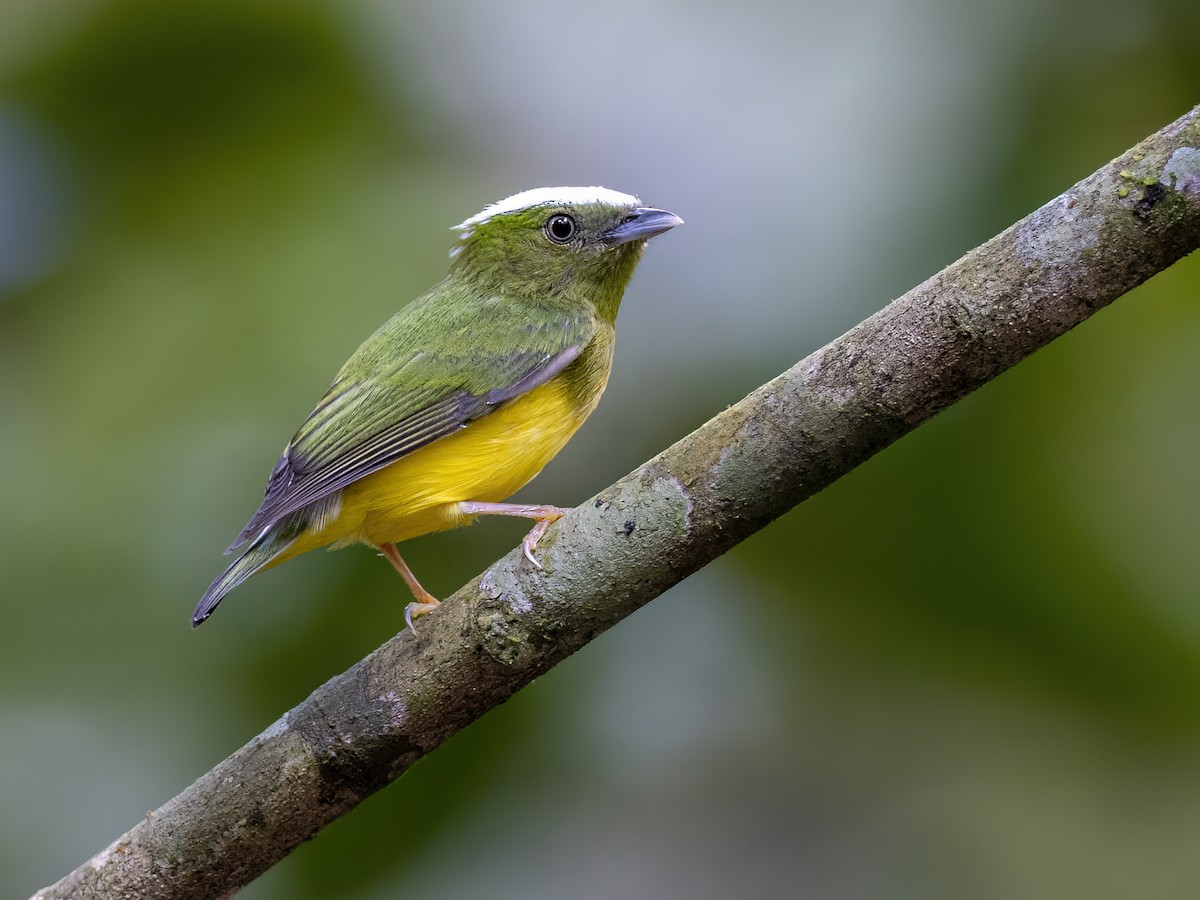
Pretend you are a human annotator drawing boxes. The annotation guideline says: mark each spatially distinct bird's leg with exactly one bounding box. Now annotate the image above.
[377,542,439,632]
[459,501,569,569]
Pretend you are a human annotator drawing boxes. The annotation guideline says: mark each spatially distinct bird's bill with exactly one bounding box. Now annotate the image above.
[603,207,684,245]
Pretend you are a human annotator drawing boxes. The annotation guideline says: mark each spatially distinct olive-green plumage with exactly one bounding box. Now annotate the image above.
[194,187,682,628]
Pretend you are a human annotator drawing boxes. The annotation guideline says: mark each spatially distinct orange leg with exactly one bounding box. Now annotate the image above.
[378,542,439,632]
[459,501,569,569]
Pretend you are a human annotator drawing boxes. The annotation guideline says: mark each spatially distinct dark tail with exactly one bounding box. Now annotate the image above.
[192,529,294,627]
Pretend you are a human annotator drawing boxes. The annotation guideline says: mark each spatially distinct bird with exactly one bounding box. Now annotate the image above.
[193,186,683,630]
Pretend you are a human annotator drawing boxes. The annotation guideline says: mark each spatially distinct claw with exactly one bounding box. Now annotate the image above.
[521,516,557,569]
[523,540,542,569]
[404,599,440,634]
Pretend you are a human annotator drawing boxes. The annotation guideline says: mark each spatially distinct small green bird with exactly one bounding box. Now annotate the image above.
[194,186,682,629]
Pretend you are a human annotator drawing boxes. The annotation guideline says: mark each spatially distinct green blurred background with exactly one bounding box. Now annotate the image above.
[2,1,1198,897]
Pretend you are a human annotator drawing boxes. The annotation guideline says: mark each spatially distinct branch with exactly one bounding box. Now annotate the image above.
[35,105,1200,900]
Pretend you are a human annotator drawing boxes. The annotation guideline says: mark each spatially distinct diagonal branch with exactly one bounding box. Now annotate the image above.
[34,104,1200,900]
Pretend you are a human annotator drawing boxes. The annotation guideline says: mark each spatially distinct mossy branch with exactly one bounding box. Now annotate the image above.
[34,105,1200,900]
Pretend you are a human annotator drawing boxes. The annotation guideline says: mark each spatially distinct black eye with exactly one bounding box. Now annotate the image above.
[544,214,577,243]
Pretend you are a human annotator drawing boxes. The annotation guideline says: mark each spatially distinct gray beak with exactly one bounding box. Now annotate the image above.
[604,207,684,245]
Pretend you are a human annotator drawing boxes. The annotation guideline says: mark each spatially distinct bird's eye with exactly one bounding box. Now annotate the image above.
[544,214,577,244]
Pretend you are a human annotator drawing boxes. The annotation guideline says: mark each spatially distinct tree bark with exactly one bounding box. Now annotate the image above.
[34,104,1200,900]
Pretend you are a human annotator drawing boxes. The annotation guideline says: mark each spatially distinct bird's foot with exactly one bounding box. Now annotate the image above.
[521,513,565,569]
[459,501,569,569]
[404,597,441,634]
[378,541,440,634]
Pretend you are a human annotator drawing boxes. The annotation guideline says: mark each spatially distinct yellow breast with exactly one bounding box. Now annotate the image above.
[343,374,596,545]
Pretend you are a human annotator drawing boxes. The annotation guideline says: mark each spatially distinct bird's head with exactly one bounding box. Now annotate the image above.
[449,186,682,321]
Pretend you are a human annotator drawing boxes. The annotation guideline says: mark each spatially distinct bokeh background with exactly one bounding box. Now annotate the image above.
[2,1,1198,897]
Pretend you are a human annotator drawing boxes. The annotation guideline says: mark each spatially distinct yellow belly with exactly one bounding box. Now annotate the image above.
[265,374,596,567]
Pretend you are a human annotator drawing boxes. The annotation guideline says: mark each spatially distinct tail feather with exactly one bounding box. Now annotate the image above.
[192,530,294,627]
